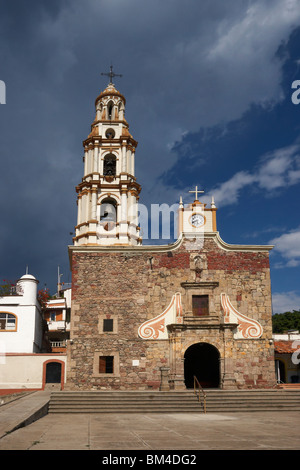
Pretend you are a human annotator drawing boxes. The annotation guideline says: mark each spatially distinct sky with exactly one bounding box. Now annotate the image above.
[0,0,300,313]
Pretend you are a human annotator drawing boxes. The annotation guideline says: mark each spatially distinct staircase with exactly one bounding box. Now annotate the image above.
[204,389,300,412]
[48,389,300,414]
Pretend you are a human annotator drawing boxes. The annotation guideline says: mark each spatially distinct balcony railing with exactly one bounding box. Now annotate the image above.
[50,341,66,348]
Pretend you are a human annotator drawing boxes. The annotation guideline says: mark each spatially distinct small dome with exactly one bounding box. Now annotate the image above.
[95,83,126,106]
[19,274,37,281]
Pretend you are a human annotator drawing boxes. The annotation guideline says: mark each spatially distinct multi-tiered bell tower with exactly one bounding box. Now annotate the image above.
[74,68,142,246]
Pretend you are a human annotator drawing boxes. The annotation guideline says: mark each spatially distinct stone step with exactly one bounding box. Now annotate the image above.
[278,383,300,389]
[48,389,300,413]
[49,389,300,396]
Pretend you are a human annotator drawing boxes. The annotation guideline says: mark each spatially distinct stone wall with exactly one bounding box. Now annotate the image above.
[66,236,276,390]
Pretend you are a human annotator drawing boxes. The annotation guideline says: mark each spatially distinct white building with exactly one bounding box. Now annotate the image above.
[0,274,44,354]
[273,331,300,386]
[0,273,67,393]
[44,288,71,353]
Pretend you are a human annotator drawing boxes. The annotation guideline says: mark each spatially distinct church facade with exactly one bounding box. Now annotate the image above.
[66,74,276,391]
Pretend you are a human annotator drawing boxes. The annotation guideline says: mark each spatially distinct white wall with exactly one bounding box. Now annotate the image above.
[0,274,44,353]
[0,305,43,353]
[0,354,67,390]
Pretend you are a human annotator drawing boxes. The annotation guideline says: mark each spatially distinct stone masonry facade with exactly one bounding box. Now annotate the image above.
[66,234,276,391]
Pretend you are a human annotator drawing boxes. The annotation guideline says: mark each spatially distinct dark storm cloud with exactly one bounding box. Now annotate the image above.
[0,0,300,292]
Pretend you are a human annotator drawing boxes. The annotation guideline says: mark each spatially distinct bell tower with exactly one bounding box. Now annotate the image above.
[74,67,142,246]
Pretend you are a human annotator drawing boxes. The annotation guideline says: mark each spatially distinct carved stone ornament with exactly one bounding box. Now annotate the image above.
[193,254,207,272]
[221,293,263,339]
[192,254,207,280]
[138,293,183,340]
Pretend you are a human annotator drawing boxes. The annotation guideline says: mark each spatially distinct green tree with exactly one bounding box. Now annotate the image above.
[272,310,300,333]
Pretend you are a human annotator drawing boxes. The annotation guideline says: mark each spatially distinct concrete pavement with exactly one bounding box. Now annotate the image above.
[0,390,50,439]
[0,390,299,450]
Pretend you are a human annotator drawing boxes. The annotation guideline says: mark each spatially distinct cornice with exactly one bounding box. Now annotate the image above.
[83,132,138,149]
[68,231,274,266]
[181,281,219,289]
[68,235,184,265]
[204,231,274,252]
[76,176,141,194]
[69,231,273,256]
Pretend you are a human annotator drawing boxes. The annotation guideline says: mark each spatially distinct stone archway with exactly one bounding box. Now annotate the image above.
[184,342,220,389]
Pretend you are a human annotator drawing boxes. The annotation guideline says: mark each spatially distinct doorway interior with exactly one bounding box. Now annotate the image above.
[45,361,62,385]
[184,342,220,389]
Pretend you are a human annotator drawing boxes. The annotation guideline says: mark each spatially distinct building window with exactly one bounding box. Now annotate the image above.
[192,295,209,316]
[103,319,113,332]
[99,356,114,374]
[93,351,119,377]
[0,312,17,331]
[98,314,118,335]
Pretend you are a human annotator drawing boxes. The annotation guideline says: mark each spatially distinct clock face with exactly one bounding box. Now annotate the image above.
[189,213,205,228]
[105,128,115,139]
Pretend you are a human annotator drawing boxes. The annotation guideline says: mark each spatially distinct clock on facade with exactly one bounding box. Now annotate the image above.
[189,213,205,228]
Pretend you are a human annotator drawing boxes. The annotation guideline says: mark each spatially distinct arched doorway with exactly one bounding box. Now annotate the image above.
[43,360,65,390]
[184,342,220,389]
[46,362,61,383]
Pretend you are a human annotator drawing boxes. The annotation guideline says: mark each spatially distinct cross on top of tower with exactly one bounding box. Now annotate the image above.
[189,185,204,201]
[101,65,122,85]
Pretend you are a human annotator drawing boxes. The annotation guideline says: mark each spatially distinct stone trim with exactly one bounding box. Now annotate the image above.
[98,314,118,335]
[92,350,120,377]
[181,281,219,289]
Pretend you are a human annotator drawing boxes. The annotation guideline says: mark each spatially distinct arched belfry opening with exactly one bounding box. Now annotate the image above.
[99,197,117,231]
[184,342,220,389]
[103,153,116,176]
[107,100,114,120]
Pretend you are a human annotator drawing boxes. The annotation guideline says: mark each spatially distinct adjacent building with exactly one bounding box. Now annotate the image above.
[44,287,71,353]
[0,273,67,392]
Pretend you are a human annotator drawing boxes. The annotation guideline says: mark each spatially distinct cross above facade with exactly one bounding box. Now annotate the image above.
[189,186,204,201]
[101,65,122,85]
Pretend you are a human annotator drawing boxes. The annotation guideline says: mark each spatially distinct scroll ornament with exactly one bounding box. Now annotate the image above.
[221,293,263,339]
[138,293,183,340]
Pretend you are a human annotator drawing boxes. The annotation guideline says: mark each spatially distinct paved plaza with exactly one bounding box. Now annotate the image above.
[0,408,299,451]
